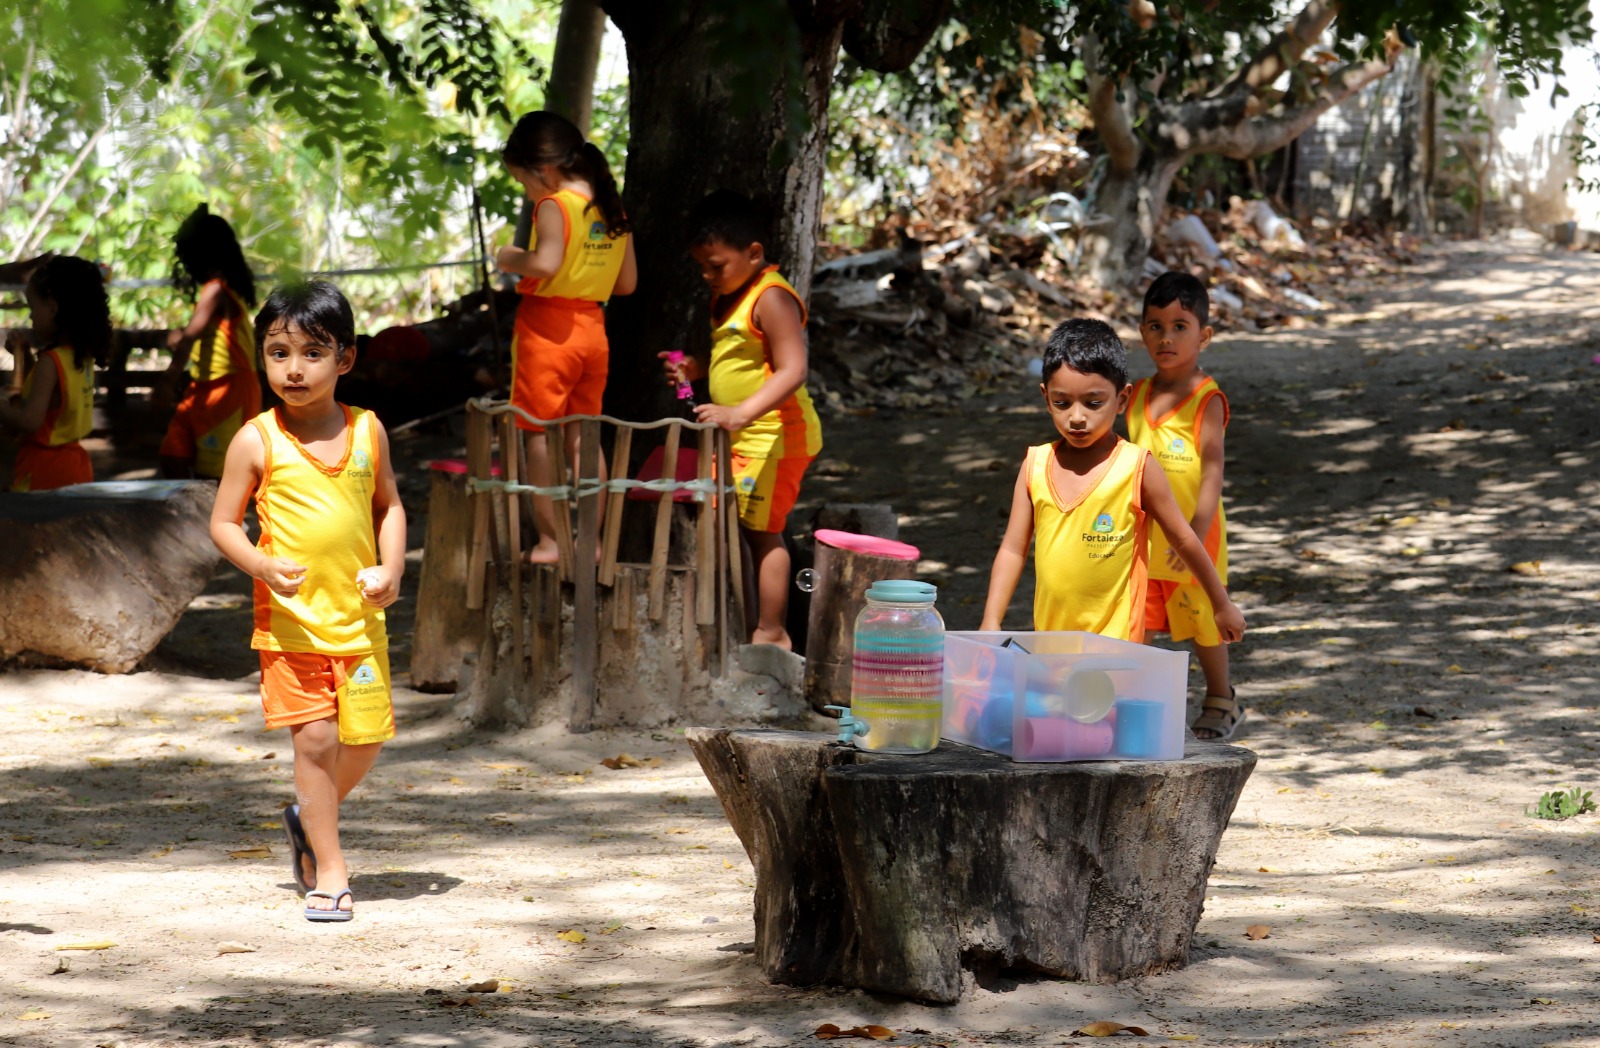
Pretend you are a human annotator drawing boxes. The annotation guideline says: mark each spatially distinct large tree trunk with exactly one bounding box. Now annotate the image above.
[599,0,948,423]
[1081,153,1184,290]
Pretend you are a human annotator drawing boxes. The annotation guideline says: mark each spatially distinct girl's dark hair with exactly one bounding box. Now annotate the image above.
[1041,318,1128,388]
[173,204,256,306]
[688,189,771,253]
[254,280,356,359]
[29,255,111,369]
[501,111,629,238]
[1143,271,1210,327]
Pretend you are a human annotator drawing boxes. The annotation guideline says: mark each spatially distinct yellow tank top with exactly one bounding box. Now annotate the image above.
[250,405,387,654]
[516,189,629,303]
[26,347,94,447]
[1126,376,1228,584]
[707,267,823,460]
[1028,438,1148,641]
[186,280,257,382]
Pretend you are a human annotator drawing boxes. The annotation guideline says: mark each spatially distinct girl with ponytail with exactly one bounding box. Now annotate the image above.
[496,110,637,564]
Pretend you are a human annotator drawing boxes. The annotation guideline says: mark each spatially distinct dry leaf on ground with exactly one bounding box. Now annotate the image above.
[54,942,115,951]
[1245,924,1271,940]
[215,942,257,956]
[600,753,661,770]
[814,1023,895,1040]
[17,1009,50,1021]
[227,846,272,860]
[1071,1020,1150,1036]
[465,979,500,993]
[556,929,587,943]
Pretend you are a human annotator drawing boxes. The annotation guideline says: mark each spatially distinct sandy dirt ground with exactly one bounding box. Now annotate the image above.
[3,234,1599,1047]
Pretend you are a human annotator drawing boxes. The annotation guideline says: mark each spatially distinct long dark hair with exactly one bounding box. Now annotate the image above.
[173,204,256,305]
[502,111,629,239]
[29,255,111,369]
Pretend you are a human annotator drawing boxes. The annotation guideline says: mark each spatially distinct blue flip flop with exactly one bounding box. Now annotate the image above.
[304,889,353,922]
[282,803,316,893]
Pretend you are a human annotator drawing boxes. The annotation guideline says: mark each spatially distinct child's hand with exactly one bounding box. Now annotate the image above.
[259,557,308,598]
[356,565,400,608]
[694,402,747,432]
[165,328,187,351]
[656,350,700,384]
[1214,598,1245,644]
[494,245,526,274]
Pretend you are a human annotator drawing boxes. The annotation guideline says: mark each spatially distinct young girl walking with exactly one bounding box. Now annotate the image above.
[495,111,637,564]
[159,204,261,479]
[1,255,110,490]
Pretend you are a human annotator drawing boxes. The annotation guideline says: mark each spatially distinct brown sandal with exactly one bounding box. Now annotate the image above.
[1192,688,1245,741]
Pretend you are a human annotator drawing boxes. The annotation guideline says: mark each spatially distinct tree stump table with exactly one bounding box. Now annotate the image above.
[686,727,1256,1003]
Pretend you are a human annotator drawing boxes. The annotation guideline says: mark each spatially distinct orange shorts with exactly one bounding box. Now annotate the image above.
[12,441,91,491]
[511,297,608,434]
[259,650,395,746]
[730,452,813,533]
[161,373,262,478]
[1144,578,1222,647]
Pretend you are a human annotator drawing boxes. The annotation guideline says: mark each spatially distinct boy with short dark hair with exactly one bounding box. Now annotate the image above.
[659,189,822,650]
[1131,272,1240,739]
[210,279,406,921]
[981,319,1243,655]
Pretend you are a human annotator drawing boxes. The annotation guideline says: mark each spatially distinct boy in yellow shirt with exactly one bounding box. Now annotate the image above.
[210,280,406,921]
[981,319,1243,653]
[1129,273,1240,739]
[661,190,822,649]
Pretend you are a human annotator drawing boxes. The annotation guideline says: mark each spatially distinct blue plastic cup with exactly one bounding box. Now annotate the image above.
[1112,699,1165,758]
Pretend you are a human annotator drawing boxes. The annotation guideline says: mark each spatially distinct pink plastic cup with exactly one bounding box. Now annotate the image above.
[1019,714,1116,761]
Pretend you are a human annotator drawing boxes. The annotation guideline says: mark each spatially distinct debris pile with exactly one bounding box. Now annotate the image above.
[806,196,1421,411]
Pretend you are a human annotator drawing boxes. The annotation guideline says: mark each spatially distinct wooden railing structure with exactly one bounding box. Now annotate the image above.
[461,398,742,731]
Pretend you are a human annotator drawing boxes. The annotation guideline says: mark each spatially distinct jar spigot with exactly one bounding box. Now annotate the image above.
[823,705,868,745]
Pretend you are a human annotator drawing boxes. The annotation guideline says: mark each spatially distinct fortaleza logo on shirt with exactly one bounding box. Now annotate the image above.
[1081,512,1131,558]
[588,220,605,241]
[351,663,377,686]
[1092,513,1114,533]
[1161,436,1196,465]
[346,448,374,480]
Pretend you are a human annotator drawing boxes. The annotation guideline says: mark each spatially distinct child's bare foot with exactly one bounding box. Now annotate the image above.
[749,626,792,651]
[522,539,560,565]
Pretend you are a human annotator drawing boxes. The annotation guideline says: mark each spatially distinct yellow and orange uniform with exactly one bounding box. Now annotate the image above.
[161,279,261,477]
[11,346,95,491]
[250,405,391,744]
[1027,437,1149,641]
[511,188,629,432]
[708,266,823,532]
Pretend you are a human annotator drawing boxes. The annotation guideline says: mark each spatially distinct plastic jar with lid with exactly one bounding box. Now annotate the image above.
[849,579,944,753]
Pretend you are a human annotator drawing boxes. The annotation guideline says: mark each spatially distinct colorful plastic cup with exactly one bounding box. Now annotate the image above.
[1019,716,1115,760]
[1113,699,1165,759]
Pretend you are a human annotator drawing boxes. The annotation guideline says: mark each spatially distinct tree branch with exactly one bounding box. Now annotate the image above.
[1214,0,1339,97]
[1185,56,1396,160]
[1084,36,1141,177]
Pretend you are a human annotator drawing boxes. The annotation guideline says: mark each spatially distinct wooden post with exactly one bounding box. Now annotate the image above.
[718,432,745,643]
[647,422,681,621]
[598,425,632,588]
[465,402,493,611]
[570,418,601,733]
[694,426,715,627]
[548,423,576,583]
[411,461,484,691]
[501,411,525,675]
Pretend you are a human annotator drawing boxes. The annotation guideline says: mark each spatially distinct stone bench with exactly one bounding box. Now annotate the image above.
[687,727,1256,1003]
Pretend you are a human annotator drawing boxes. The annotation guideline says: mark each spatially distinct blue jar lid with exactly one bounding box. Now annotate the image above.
[865,579,937,603]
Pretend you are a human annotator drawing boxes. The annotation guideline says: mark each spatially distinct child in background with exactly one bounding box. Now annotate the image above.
[495,111,637,564]
[0,255,109,491]
[661,190,822,650]
[1130,272,1241,739]
[160,204,261,479]
[980,319,1243,652]
[210,280,405,922]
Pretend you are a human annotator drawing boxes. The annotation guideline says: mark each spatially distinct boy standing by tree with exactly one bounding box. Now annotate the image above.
[981,319,1243,654]
[210,280,405,921]
[1130,273,1241,739]
[661,190,822,650]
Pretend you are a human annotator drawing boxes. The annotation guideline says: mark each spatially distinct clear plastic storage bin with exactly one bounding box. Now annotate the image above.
[942,630,1187,762]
